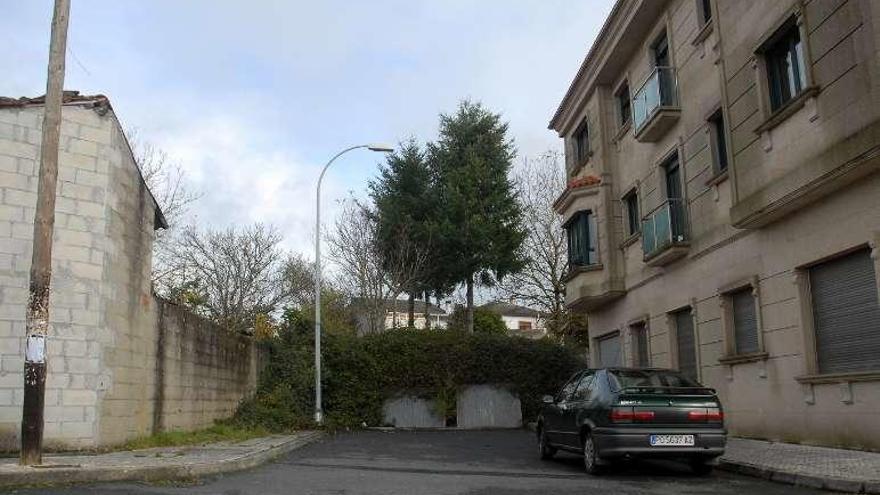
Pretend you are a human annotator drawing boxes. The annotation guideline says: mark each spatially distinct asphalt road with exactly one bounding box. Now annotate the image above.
[11,430,832,495]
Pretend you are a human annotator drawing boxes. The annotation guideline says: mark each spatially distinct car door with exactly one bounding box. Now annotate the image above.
[560,371,596,448]
[543,372,581,444]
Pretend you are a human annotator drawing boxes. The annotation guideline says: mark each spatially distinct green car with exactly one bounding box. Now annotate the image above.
[536,368,726,475]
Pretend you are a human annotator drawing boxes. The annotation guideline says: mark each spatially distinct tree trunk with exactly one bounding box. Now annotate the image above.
[407,292,415,328]
[466,274,474,334]
[424,291,431,330]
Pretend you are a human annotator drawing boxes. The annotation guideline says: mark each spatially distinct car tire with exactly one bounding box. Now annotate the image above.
[582,431,604,475]
[689,458,715,476]
[538,426,556,460]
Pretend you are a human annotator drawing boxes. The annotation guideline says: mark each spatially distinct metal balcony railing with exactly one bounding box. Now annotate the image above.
[632,66,678,133]
[641,198,688,259]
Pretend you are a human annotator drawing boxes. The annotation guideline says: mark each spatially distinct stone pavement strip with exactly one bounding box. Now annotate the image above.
[719,437,880,494]
[0,430,323,489]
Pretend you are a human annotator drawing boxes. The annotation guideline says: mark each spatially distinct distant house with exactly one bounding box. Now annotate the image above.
[352,298,448,335]
[479,301,546,339]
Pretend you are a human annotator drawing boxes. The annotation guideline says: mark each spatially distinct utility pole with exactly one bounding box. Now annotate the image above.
[21,0,71,466]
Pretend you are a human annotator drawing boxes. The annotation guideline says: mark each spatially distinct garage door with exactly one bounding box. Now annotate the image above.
[809,248,880,374]
[597,332,622,367]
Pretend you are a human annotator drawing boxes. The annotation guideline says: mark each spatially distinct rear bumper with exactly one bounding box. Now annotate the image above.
[593,427,726,459]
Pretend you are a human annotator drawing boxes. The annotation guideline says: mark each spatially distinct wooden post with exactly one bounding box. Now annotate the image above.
[21,0,71,466]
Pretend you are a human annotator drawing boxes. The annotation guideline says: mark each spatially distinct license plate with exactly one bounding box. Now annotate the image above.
[650,434,695,446]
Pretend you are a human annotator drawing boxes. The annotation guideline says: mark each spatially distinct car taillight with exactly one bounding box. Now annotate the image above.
[688,408,724,422]
[611,407,655,423]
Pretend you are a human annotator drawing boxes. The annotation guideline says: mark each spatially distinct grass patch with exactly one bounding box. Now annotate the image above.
[122,423,270,451]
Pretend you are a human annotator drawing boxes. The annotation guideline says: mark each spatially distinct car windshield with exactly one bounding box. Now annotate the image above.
[608,370,708,394]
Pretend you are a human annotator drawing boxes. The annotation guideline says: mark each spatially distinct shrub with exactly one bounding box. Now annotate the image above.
[446,305,509,335]
[231,323,584,430]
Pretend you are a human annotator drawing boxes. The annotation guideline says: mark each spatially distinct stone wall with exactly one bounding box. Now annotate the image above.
[154,301,258,433]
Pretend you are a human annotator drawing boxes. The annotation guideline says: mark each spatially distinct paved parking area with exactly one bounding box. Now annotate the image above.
[12,430,834,494]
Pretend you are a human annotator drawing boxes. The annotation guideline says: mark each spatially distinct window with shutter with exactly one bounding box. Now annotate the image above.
[598,332,622,367]
[673,308,698,380]
[731,288,759,354]
[809,249,880,374]
[631,322,650,368]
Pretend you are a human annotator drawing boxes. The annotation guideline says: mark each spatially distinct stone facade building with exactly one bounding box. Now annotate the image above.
[0,93,258,450]
[551,0,880,449]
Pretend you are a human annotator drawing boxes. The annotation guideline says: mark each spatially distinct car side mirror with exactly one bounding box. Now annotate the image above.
[542,395,554,404]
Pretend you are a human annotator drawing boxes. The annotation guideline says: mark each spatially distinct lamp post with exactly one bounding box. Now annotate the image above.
[314,143,393,425]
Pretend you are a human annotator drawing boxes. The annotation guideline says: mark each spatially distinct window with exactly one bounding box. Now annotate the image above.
[564,211,597,267]
[555,372,582,402]
[764,20,807,112]
[708,109,728,174]
[518,321,533,331]
[623,189,640,237]
[631,322,650,368]
[809,249,880,374]
[571,372,596,401]
[615,82,631,127]
[597,332,622,367]
[574,119,590,164]
[653,33,670,67]
[730,287,759,354]
[699,0,712,25]
[672,308,698,380]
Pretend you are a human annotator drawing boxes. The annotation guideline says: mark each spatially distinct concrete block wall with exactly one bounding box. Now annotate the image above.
[0,104,112,449]
[0,101,259,450]
[155,301,258,433]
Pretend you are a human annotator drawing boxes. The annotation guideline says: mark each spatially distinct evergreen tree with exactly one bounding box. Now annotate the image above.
[428,100,526,333]
[370,139,435,324]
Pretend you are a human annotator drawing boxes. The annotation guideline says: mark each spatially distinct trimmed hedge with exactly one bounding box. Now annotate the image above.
[232,326,584,430]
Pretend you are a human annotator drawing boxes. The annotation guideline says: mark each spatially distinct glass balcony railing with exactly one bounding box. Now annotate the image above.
[632,66,678,133]
[641,198,688,259]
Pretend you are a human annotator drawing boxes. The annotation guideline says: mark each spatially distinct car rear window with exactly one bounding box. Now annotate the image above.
[608,370,708,394]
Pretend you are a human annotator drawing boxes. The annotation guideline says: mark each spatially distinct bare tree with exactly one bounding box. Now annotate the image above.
[126,128,202,292]
[326,198,428,334]
[172,224,288,333]
[500,151,574,339]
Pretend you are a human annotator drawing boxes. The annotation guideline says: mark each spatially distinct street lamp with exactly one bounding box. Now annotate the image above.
[314,143,393,425]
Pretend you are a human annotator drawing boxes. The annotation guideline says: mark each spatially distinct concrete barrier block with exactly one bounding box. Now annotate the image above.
[382,397,444,428]
[456,385,522,429]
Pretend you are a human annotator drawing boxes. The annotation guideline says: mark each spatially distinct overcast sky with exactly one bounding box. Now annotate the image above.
[2,0,613,257]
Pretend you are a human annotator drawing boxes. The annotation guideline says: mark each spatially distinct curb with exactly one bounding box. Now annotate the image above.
[0,431,324,489]
[717,459,880,494]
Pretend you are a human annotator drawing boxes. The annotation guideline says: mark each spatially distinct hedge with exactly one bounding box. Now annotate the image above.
[232,324,585,430]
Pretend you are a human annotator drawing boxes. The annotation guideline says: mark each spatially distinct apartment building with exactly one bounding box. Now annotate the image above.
[550,0,880,449]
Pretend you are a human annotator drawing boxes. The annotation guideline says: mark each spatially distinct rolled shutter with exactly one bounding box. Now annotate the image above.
[809,249,880,374]
[675,309,698,380]
[598,332,622,367]
[732,289,759,354]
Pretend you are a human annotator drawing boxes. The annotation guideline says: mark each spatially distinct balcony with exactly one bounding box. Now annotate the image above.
[641,198,689,266]
[563,263,626,312]
[632,66,680,142]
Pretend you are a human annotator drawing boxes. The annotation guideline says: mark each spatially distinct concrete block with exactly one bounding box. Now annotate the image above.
[76,200,104,219]
[0,171,29,191]
[0,205,23,222]
[0,155,15,173]
[60,421,94,439]
[2,189,36,208]
[66,358,100,375]
[59,151,97,172]
[45,406,85,423]
[62,389,97,406]
[456,385,522,429]
[66,138,98,157]
[0,139,37,160]
[61,182,103,203]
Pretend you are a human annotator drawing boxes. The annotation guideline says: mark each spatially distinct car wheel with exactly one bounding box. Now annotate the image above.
[582,431,603,475]
[538,427,556,460]
[689,458,715,476]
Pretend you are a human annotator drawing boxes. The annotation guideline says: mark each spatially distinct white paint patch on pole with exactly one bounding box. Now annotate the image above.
[25,335,46,364]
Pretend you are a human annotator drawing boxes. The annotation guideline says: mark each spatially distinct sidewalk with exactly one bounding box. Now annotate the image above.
[719,437,880,493]
[0,430,323,489]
